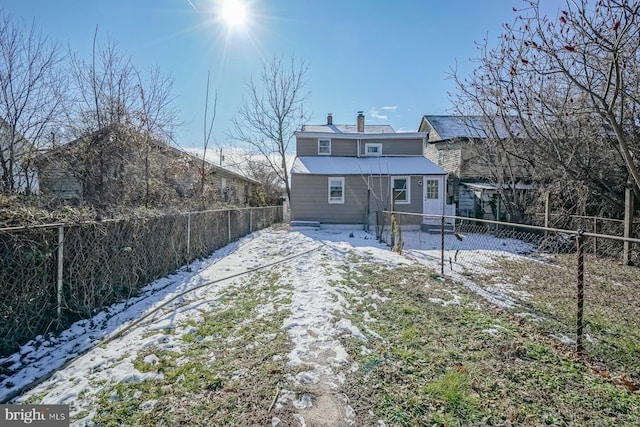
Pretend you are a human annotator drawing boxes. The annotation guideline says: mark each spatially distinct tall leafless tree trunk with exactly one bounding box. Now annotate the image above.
[228,56,309,202]
[68,28,178,207]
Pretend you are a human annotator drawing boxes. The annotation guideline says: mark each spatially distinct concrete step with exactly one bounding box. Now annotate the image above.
[290,220,321,228]
[421,224,455,234]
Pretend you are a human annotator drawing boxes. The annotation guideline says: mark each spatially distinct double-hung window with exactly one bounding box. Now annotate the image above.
[392,176,410,204]
[318,138,331,155]
[328,177,345,204]
[364,143,382,156]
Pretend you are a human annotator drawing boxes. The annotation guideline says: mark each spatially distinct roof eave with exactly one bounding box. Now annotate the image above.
[294,131,427,139]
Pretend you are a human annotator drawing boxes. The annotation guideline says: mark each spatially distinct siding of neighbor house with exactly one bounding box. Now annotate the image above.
[424,142,463,176]
[38,167,83,200]
[37,132,258,207]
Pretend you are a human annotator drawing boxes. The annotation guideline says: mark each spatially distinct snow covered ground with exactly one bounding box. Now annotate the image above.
[0,226,538,425]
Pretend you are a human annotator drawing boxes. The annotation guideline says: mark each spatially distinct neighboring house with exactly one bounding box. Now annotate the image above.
[291,112,450,230]
[419,115,532,220]
[0,117,38,194]
[35,125,259,208]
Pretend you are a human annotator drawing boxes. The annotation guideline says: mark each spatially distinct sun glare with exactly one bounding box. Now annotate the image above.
[221,0,247,28]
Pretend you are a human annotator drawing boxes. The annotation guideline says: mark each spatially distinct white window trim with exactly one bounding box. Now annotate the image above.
[328,177,345,204]
[318,138,331,155]
[391,176,410,204]
[364,142,382,156]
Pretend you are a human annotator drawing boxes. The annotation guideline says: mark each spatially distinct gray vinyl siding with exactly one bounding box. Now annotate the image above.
[38,164,83,200]
[291,174,368,223]
[296,137,422,157]
[296,137,357,156]
[291,174,425,224]
[359,138,423,156]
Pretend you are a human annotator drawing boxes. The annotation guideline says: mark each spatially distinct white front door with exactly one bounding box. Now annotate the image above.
[423,176,444,224]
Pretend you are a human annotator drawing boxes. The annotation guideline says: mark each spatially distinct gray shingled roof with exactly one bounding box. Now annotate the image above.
[422,115,518,140]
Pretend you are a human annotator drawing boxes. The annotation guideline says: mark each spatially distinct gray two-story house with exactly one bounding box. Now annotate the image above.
[290,112,449,229]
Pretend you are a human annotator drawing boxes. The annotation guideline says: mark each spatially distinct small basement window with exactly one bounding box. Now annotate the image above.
[318,138,331,155]
[328,177,345,204]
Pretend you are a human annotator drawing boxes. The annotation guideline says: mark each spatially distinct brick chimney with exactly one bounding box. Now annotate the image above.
[327,113,333,125]
[357,111,365,132]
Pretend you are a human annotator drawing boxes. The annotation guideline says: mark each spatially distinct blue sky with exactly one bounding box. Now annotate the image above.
[1,1,547,151]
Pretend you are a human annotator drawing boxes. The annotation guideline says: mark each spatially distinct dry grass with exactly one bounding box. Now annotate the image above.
[474,253,640,380]
[336,257,640,426]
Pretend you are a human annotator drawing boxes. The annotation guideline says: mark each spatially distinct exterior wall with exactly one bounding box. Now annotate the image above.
[38,163,83,200]
[291,174,368,223]
[37,134,256,208]
[457,185,476,217]
[358,138,423,156]
[296,137,357,156]
[296,136,423,157]
[367,175,423,227]
[292,173,427,225]
[460,141,493,180]
[425,141,462,176]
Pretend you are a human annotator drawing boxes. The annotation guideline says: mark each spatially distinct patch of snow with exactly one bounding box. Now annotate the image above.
[293,413,307,427]
[336,319,368,341]
[293,393,314,409]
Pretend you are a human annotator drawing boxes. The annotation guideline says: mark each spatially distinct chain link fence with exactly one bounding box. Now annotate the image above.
[532,213,640,261]
[380,211,640,386]
[0,206,282,357]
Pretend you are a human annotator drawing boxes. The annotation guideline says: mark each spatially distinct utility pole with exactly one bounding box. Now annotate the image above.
[219,148,224,166]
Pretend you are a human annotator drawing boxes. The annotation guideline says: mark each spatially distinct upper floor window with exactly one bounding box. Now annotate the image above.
[365,143,382,156]
[392,176,410,204]
[318,138,331,155]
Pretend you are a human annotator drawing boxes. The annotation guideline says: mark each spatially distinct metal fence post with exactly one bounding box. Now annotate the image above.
[249,208,253,233]
[576,233,585,356]
[186,213,191,270]
[441,215,445,275]
[228,209,232,242]
[57,225,64,323]
[623,188,633,265]
[593,217,598,255]
[544,191,551,230]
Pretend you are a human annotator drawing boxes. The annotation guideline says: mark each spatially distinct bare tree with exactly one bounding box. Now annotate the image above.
[66,30,179,207]
[450,0,640,217]
[0,12,66,195]
[243,157,283,205]
[228,56,309,201]
[134,66,180,207]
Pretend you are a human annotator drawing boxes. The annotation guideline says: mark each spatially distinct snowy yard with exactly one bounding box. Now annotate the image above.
[1,225,638,426]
